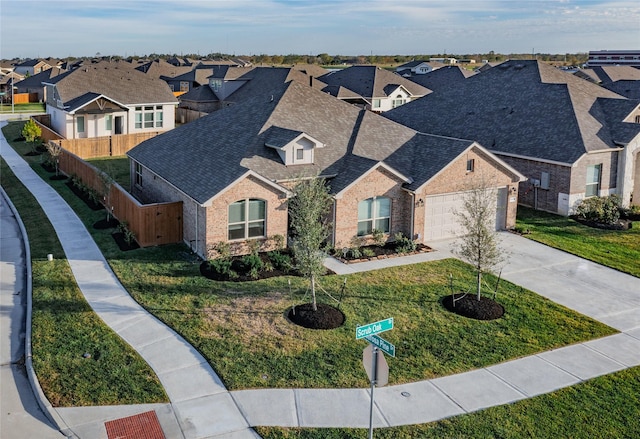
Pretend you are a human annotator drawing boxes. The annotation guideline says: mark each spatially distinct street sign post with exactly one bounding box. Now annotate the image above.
[355,317,393,340]
[365,334,396,357]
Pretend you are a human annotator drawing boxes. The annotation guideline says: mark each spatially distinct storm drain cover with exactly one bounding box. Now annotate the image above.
[105,410,165,439]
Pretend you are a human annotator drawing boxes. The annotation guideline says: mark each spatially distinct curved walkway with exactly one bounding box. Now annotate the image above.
[2,119,640,437]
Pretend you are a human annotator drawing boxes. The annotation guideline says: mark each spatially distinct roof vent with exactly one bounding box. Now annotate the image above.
[514,64,525,70]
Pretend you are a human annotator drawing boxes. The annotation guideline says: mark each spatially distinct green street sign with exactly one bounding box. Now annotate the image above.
[356,318,393,340]
[365,334,396,357]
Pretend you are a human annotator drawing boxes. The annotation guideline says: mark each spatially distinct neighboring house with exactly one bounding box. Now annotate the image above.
[13,58,52,76]
[135,59,192,81]
[14,67,65,102]
[318,65,431,112]
[587,50,640,68]
[385,60,640,215]
[128,79,524,258]
[43,61,178,139]
[0,71,24,99]
[574,66,640,100]
[178,66,320,114]
[0,60,16,75]
[395,60,445,76]
[407,65,474,91]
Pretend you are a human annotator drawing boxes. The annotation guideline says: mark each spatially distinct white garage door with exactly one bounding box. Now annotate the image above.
[424,188,507,241]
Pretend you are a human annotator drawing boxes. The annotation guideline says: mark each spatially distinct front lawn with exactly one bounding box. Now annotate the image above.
[0,154,167,407]
[516,206,640,277]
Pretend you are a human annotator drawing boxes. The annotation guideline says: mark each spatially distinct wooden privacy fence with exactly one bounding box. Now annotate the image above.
[13,93,38,104]
[31,115,64,142]
[50,131,162,159]
[58,147,183,247]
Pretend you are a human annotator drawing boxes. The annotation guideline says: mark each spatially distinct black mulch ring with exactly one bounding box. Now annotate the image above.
[65,180,103,210]
[442,293,504,321]
[112,232,140,251]
[93,218,120,229]
[287,303,345,330]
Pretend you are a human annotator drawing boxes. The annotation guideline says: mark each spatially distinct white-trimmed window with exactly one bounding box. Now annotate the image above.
[357,197,391,236]
[135,106,163,129]
[466,159,475,173]
[134,162,142,186]
[296,148,304,160]
[228,199,266,240]
[105,114,112,131]
[76,116,85,133]
[210,79,222,92]
[585,164,601,197]
[392,95,406,108]
[372,99,381,109]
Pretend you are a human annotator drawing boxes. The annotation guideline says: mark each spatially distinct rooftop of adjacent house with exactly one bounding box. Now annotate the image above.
[129,79,488,205]
[14,58,49,68]
[318,65,431,100]
[47,61,178,108]
[385,59,640,164]
[603,81,640,100]
[15,67,65,88]
[136,59,193,79]
[407,65,474,91]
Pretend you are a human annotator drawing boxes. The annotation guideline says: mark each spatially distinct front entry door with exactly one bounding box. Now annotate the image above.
[114,116,123,134]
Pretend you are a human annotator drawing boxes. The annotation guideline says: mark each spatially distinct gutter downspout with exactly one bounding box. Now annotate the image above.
[409,192,415,241]
[332,197,337,248]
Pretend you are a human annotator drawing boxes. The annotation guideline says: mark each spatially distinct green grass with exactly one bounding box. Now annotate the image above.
[87,156,130,188]
[3,120,636,433]
[256,366,640,438]
[0,103,46,113]
[516,206,640,277]
[1,122,167,407]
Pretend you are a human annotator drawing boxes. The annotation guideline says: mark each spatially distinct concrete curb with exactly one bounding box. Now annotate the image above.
[0,187,75,438]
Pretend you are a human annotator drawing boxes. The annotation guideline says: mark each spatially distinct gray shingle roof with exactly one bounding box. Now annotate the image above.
[128,79,481,204]
[318,65,431,100]
[386,60,634,164]
[407,65,474,91]
[48,61,177,108]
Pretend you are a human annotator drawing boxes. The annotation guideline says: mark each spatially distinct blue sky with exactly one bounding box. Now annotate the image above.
[1,0,638,59]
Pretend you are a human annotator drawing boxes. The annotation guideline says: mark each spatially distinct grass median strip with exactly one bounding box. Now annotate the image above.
[516,206,640,278]
[1,150,167,406]
[254,365,640,438]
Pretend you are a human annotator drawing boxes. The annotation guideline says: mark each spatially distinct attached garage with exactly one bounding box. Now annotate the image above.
[423,187,507,241]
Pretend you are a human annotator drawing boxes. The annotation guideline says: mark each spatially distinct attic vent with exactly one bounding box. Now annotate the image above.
[514,64,525,70]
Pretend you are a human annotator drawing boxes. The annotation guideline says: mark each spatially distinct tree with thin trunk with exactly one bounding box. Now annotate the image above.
[453,179,505,301]
[98,165,116,222]
[289,176,333,311]
[45,142,63,176]
[22,119,42,154]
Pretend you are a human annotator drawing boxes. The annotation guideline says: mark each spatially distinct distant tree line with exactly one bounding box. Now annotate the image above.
[6,52,588,67]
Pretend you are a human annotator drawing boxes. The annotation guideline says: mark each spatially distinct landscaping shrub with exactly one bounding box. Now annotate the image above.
[268,251,292,272]
[394,232,417,253]
[575,194,621,225]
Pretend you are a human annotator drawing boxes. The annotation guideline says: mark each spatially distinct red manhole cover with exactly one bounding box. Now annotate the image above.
[105,410,166,439]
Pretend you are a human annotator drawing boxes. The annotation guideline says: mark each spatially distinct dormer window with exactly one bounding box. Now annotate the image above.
[210,79,222,92]
[265,126,324,166]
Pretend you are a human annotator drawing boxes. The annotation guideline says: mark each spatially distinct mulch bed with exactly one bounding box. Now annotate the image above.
[65,180,103,211]
[199,256,294,282]
[337,242,432,263]
[571,216,632,230]
[112,232,140,251]
[287,302,345,329]
[442,293,504,321]
[93,218,120,229]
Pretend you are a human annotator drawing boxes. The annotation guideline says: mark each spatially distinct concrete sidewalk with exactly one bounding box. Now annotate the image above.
[2,117,640,437]
[1,121,258,439]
